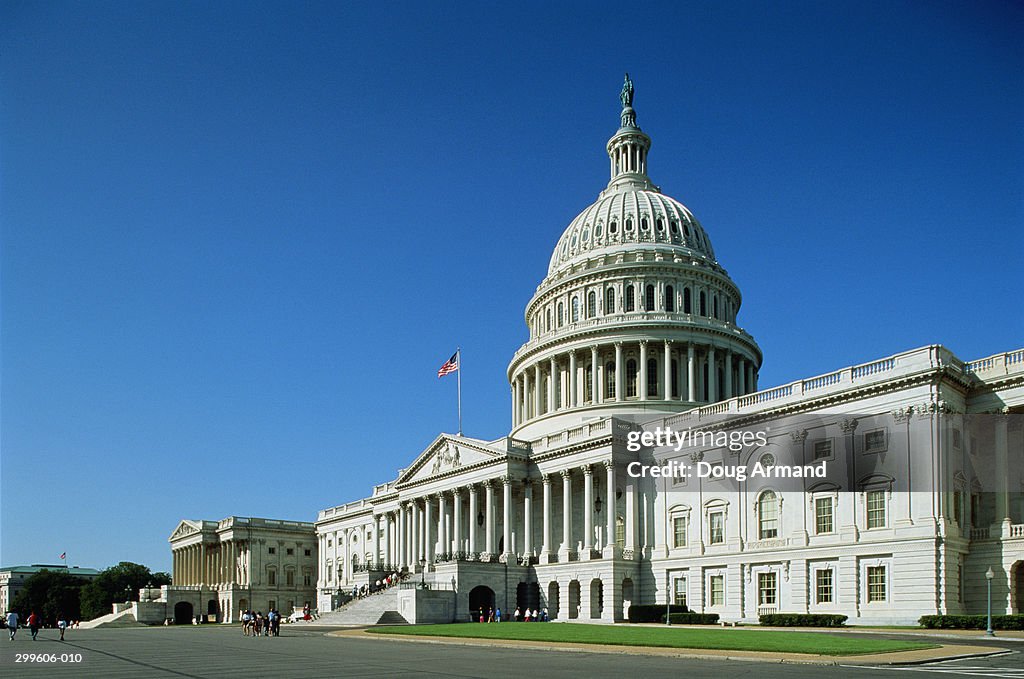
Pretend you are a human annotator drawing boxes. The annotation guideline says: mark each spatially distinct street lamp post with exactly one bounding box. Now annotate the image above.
[986,567,995,637]
[419,558,426,588]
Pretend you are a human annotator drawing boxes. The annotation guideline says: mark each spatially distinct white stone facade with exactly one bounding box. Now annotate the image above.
[166,516,316,623]
[313,79,1024,624]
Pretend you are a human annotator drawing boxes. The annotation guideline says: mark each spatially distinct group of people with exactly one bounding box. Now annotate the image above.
[6,611,69,641]
[240,609,281,637]
[351,571,407,599]
[476,607,549,623]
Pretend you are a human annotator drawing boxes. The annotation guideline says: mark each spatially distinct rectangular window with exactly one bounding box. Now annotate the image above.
[305,549,312,557]
[709,575,724,606]
[268,547,276,555]
[867,565,886,602]
[268,570,276,586]
[673,516,688,548]
[286,571,295,586]
[815,497,834,534]
[304,573,312,587]
[971,494,981,528]
[816,569,833,604]
[952,428,962,449]
[709,512,724,545]
[758,572,777,605]
[269,599,276,611]
[286,548,294,556]
[813,440,833,460]
[866,490,886,529]
[673,577,687,607]
[952,491,963,525]
[864,429,887,454]
[326,539,332,548]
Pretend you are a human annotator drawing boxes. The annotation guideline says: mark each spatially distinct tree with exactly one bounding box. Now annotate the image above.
[10,570,85,625]
[79,562,172,620]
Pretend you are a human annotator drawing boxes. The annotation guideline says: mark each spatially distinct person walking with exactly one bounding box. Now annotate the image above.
[58,614,68,641]
[6,611,18,640]
[27,611,40,641]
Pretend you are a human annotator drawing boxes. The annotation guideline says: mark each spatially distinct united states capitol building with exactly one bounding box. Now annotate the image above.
[171,79,1023,626]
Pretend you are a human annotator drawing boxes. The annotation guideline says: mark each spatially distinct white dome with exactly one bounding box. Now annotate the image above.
[547,188,716,276]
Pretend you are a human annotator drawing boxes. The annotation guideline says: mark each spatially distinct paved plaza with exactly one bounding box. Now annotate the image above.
[0,625,1022,679]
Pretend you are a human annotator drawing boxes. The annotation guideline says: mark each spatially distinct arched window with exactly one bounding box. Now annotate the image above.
[713,295,719,319]
[665,285,675,312]
[587,291,596,318]
[605,361,616,399]
[557,302,564,327]
[700,291,707,316]
[545,309,551,332]
[605,287,615,315]
[758,491,779,539]
[670,220,679,237]
[610,221,618,234]
[584,364,593,403]
[626,359,638,398]
[647,358,658,397]
[571,296,580,322]
[645,284,655,312]
[625,218,633,232]
[625,285,635,312]
[641,217,648,231]
[683,288,691,314]
[655,218,664,233]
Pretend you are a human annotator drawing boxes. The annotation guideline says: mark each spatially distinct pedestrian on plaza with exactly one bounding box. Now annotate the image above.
[28,611,40,640]
[6,610,18,641]
[495,607,502,623]
[524,608,531,622]
[478,608,484,623]
[58,614,68,641]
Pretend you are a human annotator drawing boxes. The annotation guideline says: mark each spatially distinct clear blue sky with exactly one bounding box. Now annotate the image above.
[2,1,1021,573]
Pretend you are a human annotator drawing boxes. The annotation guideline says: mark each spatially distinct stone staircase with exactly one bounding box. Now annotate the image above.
[313,588,408,626]
[78,607,143,629]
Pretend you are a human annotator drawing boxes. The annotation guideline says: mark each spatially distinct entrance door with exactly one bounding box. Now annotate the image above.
[174,601,193,625]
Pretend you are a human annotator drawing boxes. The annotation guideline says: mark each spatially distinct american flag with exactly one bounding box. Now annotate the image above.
[59,552,66,560]
[437,351,459,378]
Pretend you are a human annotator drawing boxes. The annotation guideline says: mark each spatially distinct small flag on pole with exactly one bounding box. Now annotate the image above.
[437,351,459,378]
[59,552,66,560]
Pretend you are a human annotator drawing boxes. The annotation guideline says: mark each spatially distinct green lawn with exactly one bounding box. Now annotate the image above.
[368,623,936,656]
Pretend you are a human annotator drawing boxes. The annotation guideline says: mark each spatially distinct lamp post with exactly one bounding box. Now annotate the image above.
[420,558,426,588]
[986,567,995,637]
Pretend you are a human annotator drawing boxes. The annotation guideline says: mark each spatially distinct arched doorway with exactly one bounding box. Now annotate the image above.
[547,581,559,620]
[207,599,219,623]
[468,585,495,620]
[590,579,603,619]
[238,598,248,616]
[568,580,581,619]
[516,582,540,613]
[174,601,193,625]
[622,578,634,621]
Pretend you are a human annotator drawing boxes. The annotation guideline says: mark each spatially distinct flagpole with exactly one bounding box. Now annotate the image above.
[457,347,462,436]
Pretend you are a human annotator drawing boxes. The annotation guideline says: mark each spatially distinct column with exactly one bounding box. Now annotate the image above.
[605,461,616,555]
[534,363,542,416]
[523,480,533,556]
[583,465,594,552]
[513,379,521,426]
[438,492,448,557]
[424,499,434,563]
[664,340,672,400]
[398,504,407,568]
[687,342,696,401]
[410,503,420,564]
[639,341,648,401]
[468,485,478,554]
[615,343,624,402]
[502,476,513,556]
[569,350,577,407]
[625,479,637,552]
[453,488,462,553]
[523,371,531,420]
[561,470,573,554]
[708,345,717,402]
[549,357,557,410]
[485,481,496,555]
[738,357,746,396]
[591,346,599,404]
[541,474,552,560]
[725,349,733,399]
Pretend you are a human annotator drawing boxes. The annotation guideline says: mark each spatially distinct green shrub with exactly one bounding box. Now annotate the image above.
[663,612,720,625]
[919,615,1024,630]
[759,613,847,627]
[627,604,688,623]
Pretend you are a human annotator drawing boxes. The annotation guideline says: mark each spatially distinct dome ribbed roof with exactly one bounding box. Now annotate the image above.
[547,189,716,276]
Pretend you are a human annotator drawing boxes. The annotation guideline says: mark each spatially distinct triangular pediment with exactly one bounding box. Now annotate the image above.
[168,520,202,542]
[397,434,506,485]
